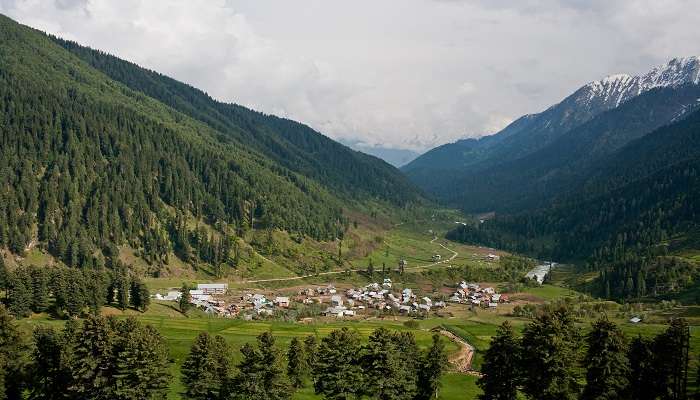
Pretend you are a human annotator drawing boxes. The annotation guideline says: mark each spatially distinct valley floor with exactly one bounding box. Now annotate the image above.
[10,216,700,398]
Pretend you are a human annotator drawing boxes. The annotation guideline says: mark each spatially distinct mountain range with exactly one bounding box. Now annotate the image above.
[422,56,700,299]
[404,56,700,212]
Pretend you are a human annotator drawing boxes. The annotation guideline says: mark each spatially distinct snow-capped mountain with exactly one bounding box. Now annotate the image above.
[576,56,700,109]
[403,56,700,206]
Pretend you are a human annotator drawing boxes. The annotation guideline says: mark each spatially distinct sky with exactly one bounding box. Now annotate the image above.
[2,0,700,155]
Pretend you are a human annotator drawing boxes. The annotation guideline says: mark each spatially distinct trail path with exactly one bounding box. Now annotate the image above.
[243,236,458,284]
[440,329,480,376]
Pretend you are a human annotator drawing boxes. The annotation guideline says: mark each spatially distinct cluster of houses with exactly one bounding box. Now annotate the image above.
[154,283,241,317]
[153,279,510,319]
[448,281,508,308]
[314,279,447,317]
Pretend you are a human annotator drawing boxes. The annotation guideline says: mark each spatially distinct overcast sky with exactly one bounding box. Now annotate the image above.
[2,0,700,152]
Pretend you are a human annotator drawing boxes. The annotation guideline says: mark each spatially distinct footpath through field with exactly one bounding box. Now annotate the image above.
[440,329,480,376]
[243,236,459,284]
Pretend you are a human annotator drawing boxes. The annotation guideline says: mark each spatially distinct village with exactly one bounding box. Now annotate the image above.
[153,278,510,320]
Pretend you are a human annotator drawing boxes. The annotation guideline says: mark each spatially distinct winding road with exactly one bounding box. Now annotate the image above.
[243,236,459,284]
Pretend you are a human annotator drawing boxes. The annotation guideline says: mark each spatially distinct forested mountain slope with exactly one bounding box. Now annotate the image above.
[51,37,421,206]
[405,57,700,210]
[448,108,700,299]
[0,15,423,272]
[444,84,700,212]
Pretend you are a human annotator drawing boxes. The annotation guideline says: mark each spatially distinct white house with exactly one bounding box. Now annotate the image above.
[274,297,290,308]
[197,283,228,295]
[189,290,212,301]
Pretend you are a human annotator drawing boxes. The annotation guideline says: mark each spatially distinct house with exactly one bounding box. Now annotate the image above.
[189,290,212,301]
[324,306,347,316]
[398,305,412,314]
[486,253,500,261]
[155,291,180,301]
[491,294,501,302]
[383,278,393,289]
[331,295,343,307]
[164,291,182,301]
[432,254,442,262]
[197,283,228,295]
[421,297,433,306]
[629,317,642,324]
[274,297,290,308]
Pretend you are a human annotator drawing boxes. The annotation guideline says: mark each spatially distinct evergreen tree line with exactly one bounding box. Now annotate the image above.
[0,258,149,318]
[0,306,170,400]
[0,15,351,273]
[51,35,424,209]
[445,117,700,302]
[478,308,692,400]
[180,327,448,400]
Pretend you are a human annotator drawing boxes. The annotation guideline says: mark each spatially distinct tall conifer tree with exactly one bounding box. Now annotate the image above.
[478,321,521,400]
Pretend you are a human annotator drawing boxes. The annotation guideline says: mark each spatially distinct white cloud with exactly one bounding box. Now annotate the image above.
[2,0,700,152]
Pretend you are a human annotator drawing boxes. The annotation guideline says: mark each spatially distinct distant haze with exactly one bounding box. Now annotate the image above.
[340,140,421,168]
[3,0,700,155]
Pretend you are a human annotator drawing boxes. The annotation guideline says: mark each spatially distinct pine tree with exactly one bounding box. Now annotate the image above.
[629,336,660,400]
[68,315,117,399]
[113,318,171,400]
[31,266,50,313]
[520,308,581,400]
[313,328,364,400]
[65,271,87,317]
[129,278,150,312]
[180,283,192,314]
[213,335,233,398]
[228,342,266,399]
[581,318,630,400]
[30,326,67,400]
[391,331,419,399]
[362,328,410,400]
[655,318,691,400]
[287,337,306,388]
[0,353,5,400]
[478,321,521,400]
[258,332,291,400]
[84,269,108,314]
[181,332,223,399]
[303,335,318,384]
[115,268,130,310]
[0,304,30,399]
[0,257,7,299]
[416,333,448,400]
[8,267,33,317]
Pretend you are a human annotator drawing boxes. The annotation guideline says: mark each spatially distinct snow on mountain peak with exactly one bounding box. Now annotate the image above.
[581,56,700,108]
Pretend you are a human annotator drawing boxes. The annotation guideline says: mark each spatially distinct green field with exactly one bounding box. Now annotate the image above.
[11,218,700,398]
